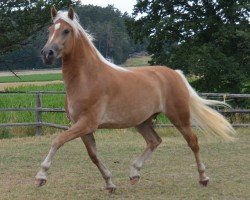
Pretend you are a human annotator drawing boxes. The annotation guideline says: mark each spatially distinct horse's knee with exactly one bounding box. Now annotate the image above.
[52,136,66,149]
[149,137,162,150]
[52,139,60,149]
[155,137,162,147]
[157,136,162,144]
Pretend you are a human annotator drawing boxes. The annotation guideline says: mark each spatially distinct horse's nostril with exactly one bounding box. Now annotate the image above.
[49,50,54,56]
[41,49,44,55]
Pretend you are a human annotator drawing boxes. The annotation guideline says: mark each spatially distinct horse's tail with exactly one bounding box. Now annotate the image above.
[175,70,235,141]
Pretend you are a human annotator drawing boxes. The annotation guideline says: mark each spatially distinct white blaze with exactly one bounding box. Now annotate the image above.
[49,23,61,43]
[55,23,61,30]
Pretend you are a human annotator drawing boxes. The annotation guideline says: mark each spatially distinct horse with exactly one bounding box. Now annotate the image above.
[35,6,235,193]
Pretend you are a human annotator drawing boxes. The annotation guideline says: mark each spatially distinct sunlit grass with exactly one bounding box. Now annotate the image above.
[0,128,249,199]
[0,73,62,83]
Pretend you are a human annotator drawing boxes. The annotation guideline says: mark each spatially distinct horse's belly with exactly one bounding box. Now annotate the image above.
[99,100,161,129]
[98,116,148,129]
[98,122,134,129]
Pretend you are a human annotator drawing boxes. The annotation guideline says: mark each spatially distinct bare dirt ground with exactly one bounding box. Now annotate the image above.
[0,69,61,77]
[0,80,63,91]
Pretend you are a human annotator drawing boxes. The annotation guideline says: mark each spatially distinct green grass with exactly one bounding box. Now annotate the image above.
[0,84,67,137]
[4,83,65,92]
[0,128,249,199]
[123,56,151,67]
[0,73,62,83]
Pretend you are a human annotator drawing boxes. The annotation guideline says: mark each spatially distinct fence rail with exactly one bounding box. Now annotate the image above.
[0,91,249,135]
[199,93,250,98]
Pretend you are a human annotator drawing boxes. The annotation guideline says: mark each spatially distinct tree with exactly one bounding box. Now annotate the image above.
[0,0,79,72]
[76,5,134,64]
[127,0,250,93]
[0,4,145,70]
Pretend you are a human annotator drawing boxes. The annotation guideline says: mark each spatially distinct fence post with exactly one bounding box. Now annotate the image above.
[35,92,42,136]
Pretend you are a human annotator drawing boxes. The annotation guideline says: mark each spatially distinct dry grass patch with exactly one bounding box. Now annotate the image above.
[0,128,249,200]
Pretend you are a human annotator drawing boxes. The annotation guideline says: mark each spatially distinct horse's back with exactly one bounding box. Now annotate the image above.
[127,65,189,99]
[128,65,190,115]
[99,65,189,128]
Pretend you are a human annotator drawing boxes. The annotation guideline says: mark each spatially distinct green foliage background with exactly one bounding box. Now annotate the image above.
[0,1,249,94]
[0,0,79,70]
[0,3,146,71]
[127,0,250,93]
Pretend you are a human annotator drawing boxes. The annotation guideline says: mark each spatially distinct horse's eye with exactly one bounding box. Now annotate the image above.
[63,29,70,35]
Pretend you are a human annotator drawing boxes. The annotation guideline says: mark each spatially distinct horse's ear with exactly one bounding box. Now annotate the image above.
[68,6,74,20]
[51,6,57,19]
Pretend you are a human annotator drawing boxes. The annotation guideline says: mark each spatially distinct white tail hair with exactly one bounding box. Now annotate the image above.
[175,70,236,141]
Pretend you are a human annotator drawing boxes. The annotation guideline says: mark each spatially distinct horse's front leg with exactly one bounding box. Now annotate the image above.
[81,133,116,193]
[65,94,71,121]
[35,118,96,186]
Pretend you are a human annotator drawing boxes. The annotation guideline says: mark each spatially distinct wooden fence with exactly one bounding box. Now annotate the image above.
[0,91,249,136]
[0,91,68,136]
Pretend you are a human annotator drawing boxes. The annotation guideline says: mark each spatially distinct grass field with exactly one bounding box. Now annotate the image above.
[123,56,151,67]
[0,73,62,83]
[0,84,68,138]
[0,128,249,200]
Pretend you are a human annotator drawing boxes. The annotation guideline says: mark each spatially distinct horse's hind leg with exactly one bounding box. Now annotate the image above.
[178,126,209,186]
[130,118,162,185]
[81,133,116,193]
[166,106,209,186]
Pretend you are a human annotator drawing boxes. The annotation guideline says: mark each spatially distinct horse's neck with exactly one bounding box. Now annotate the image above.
[62,34,105,93]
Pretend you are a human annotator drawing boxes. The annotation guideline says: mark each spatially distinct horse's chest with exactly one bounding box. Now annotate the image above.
[67,100,82,123]
[68,105,75,118]
[67,96,93,122]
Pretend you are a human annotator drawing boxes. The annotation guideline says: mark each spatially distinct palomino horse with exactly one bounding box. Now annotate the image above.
[36,7,235,193]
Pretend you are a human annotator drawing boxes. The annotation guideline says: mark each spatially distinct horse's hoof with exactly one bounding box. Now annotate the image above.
[130,176,140,185]
[104,187,116,194]
[35,178,47,187]
[199,177,209,187]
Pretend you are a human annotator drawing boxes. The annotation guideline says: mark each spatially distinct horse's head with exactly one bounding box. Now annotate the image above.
[41,6,75,65]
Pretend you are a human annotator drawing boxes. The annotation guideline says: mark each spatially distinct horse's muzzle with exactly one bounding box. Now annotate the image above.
[41,47,60,65]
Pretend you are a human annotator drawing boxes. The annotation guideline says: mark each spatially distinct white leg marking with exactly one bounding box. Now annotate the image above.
[99,163,116,189]
[194,153,209,182]
[130,147,153,178]
[35,147,56,180]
